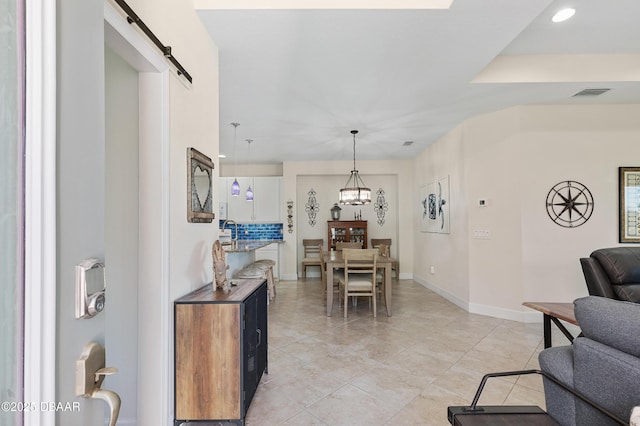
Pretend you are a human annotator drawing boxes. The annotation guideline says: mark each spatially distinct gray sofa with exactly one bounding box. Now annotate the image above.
[580,247,640,302]
[539,296,640,425]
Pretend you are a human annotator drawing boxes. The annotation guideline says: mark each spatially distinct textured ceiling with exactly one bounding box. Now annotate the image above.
[196,0,640,164]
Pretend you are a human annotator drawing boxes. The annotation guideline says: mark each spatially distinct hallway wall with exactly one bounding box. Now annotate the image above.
[414,104,640,321]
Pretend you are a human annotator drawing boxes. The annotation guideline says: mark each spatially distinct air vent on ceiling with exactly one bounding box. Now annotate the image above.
[403,141,414,146]
[572,88,611,97]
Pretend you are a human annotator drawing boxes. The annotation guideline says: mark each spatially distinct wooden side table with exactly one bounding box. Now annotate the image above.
[523,302,579,348]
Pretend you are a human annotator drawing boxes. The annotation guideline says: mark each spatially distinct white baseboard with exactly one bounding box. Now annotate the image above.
[280,273,299,281]
[414,276,542,323]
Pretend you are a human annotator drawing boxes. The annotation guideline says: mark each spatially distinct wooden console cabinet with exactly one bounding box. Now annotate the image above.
[327,220,368,250]
[174,278,268,425]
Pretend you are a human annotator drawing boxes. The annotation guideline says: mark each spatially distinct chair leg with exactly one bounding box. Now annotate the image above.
[343,289,348,318]
[372,292,377,318]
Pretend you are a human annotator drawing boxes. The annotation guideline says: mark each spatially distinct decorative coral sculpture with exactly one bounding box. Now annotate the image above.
[212,240,230,291]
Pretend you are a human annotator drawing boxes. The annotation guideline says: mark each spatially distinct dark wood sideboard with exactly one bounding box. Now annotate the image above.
[174,278,268,425]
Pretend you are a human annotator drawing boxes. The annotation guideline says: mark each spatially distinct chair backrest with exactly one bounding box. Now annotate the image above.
[303,239,323,257]
[319,247,326,282]
[377,243,389,258]
[342,249,377,280]
[335,241,362,250]
[580,247,640,302]
[371,238,392,248]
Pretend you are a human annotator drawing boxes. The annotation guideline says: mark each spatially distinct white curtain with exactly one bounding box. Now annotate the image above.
[0,0,25,423]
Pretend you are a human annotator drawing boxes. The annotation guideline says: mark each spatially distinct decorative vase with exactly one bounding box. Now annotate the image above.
[331,203,342,220]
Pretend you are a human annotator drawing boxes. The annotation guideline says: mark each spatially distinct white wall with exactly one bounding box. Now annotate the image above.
[282,159,414,280]
[414,104,640,321]
[295,174,399,276]
[57,1,219,425]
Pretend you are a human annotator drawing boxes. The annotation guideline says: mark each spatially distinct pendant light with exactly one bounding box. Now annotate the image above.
[230,122,240,196]
[245,139,254,201]
[339,130,371,205]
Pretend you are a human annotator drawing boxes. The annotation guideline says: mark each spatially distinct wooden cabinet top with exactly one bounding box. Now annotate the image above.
[175,278,265,304]
[327,220,367,226]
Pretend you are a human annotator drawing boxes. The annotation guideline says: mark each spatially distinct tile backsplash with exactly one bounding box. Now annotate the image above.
[219,221,283,241]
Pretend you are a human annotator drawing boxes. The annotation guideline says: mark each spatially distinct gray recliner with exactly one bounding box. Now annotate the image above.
[539,296,640,426]
[580,247,640,302]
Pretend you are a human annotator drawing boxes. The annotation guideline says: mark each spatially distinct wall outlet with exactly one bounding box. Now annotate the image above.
[430,266,435,274]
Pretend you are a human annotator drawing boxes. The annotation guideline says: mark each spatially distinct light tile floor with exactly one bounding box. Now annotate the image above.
[246,278,570,425]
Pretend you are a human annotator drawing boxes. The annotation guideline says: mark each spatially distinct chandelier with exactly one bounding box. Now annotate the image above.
[339,130,371,205]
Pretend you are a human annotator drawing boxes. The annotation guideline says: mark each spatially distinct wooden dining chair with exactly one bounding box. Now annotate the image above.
[301,238,323,278]
[375,243,389,298]
[319,248,341,300]
[335,241,362,250]
[371,238,398,279]
[338,249,378,318]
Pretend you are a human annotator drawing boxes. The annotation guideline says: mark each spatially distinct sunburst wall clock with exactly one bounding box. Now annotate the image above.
[545,180,594,228]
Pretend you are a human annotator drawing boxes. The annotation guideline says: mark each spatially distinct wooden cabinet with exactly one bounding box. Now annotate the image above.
[253,177,282,222]
[327,220,368,250]
[174,279,268,425]
[220,176,282,222]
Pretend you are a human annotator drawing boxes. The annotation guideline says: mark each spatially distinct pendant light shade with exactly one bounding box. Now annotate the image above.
[245,139,254,201]
[231,178,240,196]
[339,130,371,205]
[230,122,240,196]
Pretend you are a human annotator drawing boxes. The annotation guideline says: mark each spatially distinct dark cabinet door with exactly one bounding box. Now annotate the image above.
[242,282,268,413]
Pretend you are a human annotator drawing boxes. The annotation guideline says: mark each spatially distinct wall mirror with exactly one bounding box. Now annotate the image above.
[187,147,215,223]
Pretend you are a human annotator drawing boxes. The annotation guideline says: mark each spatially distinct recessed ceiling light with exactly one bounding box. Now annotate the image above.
[218,154,226,158]
[552,8,575,23]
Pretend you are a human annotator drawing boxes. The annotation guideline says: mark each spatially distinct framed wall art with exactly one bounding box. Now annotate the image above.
[619,167,640,243]
[187,147,215,223]
[420,176,450,234]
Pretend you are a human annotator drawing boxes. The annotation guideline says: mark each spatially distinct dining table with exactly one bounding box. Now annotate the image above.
[324,250,395,317]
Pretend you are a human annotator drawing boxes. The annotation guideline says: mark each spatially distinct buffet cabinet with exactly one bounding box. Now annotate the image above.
[174,278,268,425]
[327,220,368,250]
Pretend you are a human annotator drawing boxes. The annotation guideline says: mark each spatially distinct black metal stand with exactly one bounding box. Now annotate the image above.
[448,369,626,425]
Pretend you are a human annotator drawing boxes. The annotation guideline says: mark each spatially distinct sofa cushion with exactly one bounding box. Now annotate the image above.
[613,284,640,303]
[574,296,640,357]
[591,247,640,285]
[573,337,640,425]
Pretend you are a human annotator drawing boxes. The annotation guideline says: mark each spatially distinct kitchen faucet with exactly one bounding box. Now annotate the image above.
[222,219,239,241]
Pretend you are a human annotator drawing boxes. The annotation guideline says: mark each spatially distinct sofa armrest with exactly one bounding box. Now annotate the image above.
[539,346,576,426]
[580,257,617,299]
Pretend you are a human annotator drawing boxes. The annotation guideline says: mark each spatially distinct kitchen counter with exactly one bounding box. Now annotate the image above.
[222,240,284,253]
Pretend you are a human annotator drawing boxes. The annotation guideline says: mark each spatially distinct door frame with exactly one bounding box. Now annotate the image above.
[104,3,171,425]
[23,0,57,424]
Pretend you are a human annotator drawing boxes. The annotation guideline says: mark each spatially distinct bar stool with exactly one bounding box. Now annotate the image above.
[238,262,276,301]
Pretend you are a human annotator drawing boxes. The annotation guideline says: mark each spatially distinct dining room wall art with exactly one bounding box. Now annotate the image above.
[187,147,214,223]
[374,188,388,226]
[305,188,320,226]
[420,176,450,233]
[619,167,640,242]
[287,200,294,233]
